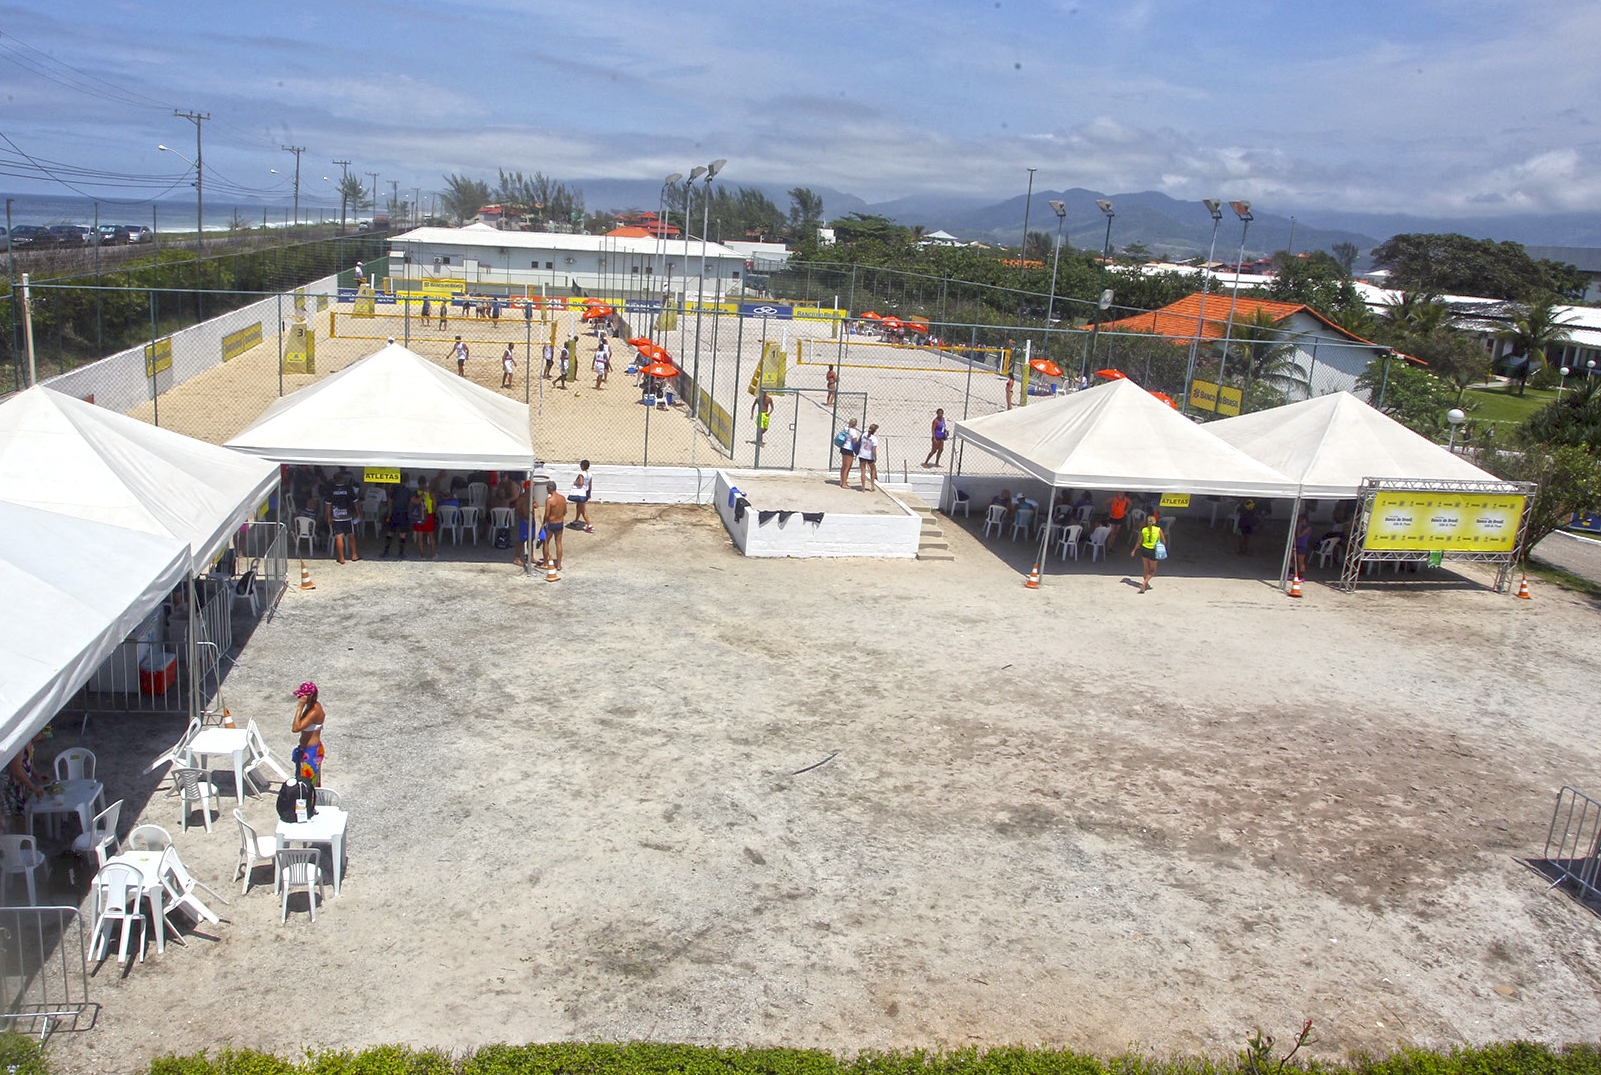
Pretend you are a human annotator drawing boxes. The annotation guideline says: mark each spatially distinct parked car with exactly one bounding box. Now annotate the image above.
[94,224,130,245]
[8,225,50,249]
[47,224,89,247]
[122,224,152,243]
[0,227,8,253]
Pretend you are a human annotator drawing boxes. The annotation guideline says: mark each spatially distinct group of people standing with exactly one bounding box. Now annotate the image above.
[833,419,881,492]
[511,462,594,571]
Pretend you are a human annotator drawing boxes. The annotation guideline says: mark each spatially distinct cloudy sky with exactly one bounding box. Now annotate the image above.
[2,0,1599,216]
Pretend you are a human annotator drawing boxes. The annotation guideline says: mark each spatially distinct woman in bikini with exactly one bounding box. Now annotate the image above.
[291,682,326,787]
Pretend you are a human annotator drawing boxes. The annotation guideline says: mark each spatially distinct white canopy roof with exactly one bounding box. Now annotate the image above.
[954,378,1298,496]
[1208,392,1504,499]
[0,387,280,570]
[0,501,189,756]
[226,342,535,470]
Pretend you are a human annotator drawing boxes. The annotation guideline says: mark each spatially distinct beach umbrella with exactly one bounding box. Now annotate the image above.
[1094,368,1128,380]
[860,311,882,320]
[581,306,614,321]
[627,336,651,347]
[582,296,608,306]
[1029,359,1063,378]
[1148,391,1179,409]
[643,361,680,379]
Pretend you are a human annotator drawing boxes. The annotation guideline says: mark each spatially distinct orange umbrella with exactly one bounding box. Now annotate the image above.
[1029,359,1063,378]
[643,361,680,379]
[582,296,608,306]
[1149,391,1179,409]
[627,336,651,347]
[1094,368,1127,380]
[581,306,614,321]
[860,311,882,320]
[641,344,670,360]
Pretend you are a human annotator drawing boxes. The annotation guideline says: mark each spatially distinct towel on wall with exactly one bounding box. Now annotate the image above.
[758,510,779,525]
[734,496,750,523]
[802,512,824,525]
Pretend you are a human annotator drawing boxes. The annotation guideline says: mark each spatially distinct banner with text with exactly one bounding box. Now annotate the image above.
[1188,379,1242,417]
[1363,492,1526,552]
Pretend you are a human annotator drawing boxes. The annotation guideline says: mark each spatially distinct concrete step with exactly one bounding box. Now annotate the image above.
[916,549,956,561]
[919,538,949,552]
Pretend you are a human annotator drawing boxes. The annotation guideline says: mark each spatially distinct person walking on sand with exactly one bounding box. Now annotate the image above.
[449,336,468,377]
[540,481,568,570]
[557,340,571,387]
[923,408,950,468]
[421,296,431,322]
[856,423,880,491]
[1005,373,1016,409]
[593,344,609,389]
[501,343,516,389]
[836,418,860,488]
[542,341,555,380]
[1131,510,1165,593]
[570,460,594,532]
[825,364,838,406]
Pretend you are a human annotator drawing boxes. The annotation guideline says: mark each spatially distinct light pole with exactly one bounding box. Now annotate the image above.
[1019,167,1037,292]
[1081,200,1115,379]
[1182,198,1225,413]
[656,173,681,340]
[281,145,304,226]
[1043,199,1067,376]
[1446,408,1466,452]
[1212,200,1254,414]
[157,144,201,246]
[365,172,380,228]
[691,158,726,419]
[1560,365,1571,401]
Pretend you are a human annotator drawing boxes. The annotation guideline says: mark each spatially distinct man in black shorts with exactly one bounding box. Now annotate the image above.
[325,470,361,564]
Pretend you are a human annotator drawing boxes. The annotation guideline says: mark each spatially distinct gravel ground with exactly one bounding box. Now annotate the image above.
[39,504,1601,1074]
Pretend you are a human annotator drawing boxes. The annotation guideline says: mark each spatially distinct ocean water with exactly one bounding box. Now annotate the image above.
[1,193,346,232]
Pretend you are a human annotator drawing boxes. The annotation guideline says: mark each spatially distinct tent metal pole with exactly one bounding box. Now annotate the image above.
[1034,489,1054,583]
[187,574,200,724]
[1277,494,1302,591]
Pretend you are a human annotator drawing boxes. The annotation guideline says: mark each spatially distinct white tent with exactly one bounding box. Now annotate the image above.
[226,342,534,470]
[954,378,1297,496]
[1208,392,1502,499]
[0,501,189,756]
[0,386,280,570]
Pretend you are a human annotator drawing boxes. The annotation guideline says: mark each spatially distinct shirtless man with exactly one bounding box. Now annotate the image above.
[540,481,568,570]
[512,480,534,568]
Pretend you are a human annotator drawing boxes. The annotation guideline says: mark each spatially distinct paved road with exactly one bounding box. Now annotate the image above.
[1532,530,1601,587]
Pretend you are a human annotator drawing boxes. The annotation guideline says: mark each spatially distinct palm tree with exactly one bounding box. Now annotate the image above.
[1498,297,1575,396]
[1381,290,1450,340]
[1231,309,1310,410]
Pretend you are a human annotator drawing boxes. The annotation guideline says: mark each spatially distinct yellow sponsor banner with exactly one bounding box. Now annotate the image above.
[353,284,376,318]
[1159,493,1191,509]
[143,338,173,377]
[746,341,789,395]
[363,468,402,485]
[221,322,262,362]
[282,323,316,374]
[293,288,307,314]
[1364,492,1526,552]
[1188,379,1242,417]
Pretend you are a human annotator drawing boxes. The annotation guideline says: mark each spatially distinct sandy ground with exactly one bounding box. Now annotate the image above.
[730,474,908,515]
[33,502,1601,1074]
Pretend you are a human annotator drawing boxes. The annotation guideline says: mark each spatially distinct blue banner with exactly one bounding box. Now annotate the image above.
[336,288,357,303]
[624,300,663,313]
[739,301,793,320]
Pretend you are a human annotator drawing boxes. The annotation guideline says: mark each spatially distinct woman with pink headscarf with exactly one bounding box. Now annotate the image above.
[290,682,326,787]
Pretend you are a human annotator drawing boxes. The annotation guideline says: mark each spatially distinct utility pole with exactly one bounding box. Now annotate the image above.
[332,159,351,234]
[365,172,379,228]
[174,109,209,248]
[390,180,400,220]
[413,187,421,227]
[281,145,305,226]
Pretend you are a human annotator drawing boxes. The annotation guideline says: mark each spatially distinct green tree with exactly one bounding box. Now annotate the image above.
[1519,378,1601,453]
[828,213,913,248]
[336,174,370,233]
[1355,356,1456,436]
[787,187,825,234]
[1269,250,1363,317]
[1229,308,1310,410]
[1370,232,1570,301]
[440,174,493,224]
[1498,297,1575,395]
[1485,443,1601,557]
[1376,290,1451,342]
[1331,241,1359,275]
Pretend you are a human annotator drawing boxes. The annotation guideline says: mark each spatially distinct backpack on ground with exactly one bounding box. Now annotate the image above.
[493,525,512,549]
[276,777,318,824]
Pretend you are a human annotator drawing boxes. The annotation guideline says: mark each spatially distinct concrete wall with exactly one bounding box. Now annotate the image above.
[43,272,340,412]
[713,471,921,559]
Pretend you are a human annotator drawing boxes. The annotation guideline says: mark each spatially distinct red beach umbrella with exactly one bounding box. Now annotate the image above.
[1148,391,1179,409]
[1094,368,1127,380]
[627,336,652,347]
[1029,359,1063,378]
[642,361,680,379]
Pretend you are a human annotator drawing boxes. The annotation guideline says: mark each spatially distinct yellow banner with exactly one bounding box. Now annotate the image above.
[353,284,376,318]
[283,323,316,374]
[747,340,788,395]
[1364,492,1526,552]
[143,338,172,377]
[293,288,307,314]
[363,468,402,484]
[221,322,262,362]
[1159,493,1191,509]
[1188,380,1242,417]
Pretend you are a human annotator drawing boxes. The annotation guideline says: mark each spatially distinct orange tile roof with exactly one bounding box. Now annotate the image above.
[1091,292,1384,350]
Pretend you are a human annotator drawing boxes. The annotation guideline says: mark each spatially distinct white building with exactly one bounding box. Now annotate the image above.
[388,223,749,298]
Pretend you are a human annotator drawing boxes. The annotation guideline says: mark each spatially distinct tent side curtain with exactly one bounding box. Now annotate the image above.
[0,503,190,758]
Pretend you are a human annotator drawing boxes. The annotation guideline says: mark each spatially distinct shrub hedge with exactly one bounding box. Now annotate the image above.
[8,1039,1601,1075]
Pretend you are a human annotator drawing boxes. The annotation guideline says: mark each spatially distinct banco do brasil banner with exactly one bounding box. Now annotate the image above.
[1363,492,1526,553]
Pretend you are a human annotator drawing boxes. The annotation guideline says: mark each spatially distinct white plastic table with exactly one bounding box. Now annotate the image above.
[102,849,169,955]
[276,807,348,896]
[26,779,103,839]
[187,727,250,804]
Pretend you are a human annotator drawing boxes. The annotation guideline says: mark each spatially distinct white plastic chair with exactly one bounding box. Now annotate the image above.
[1087,525,1111,562]
[233,569,259,617]
[951,492,971,518]
[172,768,219,833]
[1057,523,1084,561]
[233,810,276,895]
[1315,536,1341,568]
[91,862,145,965]
[359,492,385,537]
[459,506,482,545]
[242,719,291,789]
[1010,507,1035,542]
[277,847,323,923]
[292,515,317,558]
[0,835,49,906]
[467,482,489,510]
[489,507,514,543]
[159,846,225,936]
[314,788,342,809]
[437,503,464,545]
[72,799,122,870]
[982,504,1006,538]
[147,717,201,774]
[54,747,96,783]
[1074,504,1094,525]
[127,824,172,852]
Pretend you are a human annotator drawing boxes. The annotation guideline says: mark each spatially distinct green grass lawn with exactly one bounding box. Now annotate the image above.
[1464,384,1560,428]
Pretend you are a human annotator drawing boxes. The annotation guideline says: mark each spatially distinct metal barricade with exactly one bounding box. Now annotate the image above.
[1542,786,1601,904]
[0,906,93,1040]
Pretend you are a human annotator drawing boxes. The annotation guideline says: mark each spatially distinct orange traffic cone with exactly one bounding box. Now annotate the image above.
[1288,574,1303,598]
[545,563,561,583]
[1024,563,1041,589]
[1516,574,1531,599]
[299,561,315,590]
